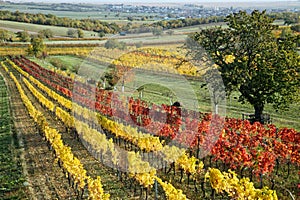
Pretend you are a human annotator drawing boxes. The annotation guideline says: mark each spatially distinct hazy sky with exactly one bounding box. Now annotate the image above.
[8,0,299,3]
[5,0,299,9]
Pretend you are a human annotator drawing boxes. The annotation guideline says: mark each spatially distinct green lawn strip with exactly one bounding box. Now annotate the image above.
[0,74,26,199]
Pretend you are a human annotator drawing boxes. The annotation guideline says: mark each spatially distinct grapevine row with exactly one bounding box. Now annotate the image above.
[4,66,109,200]
[205,168,278,199]
[21,69,276,200]
[7,58,280,199]
[5,60,189,199]
[15,59,208,183]
[111,47,200,76]
[11,57,299,177]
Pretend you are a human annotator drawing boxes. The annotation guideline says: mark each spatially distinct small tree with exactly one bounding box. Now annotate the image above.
[98,31,105,38]
[187,10,300,123]
[166,29,174,36]
[104,39,126,50]
[16,31,30,42]
[38,29,53,39]
[77,29,84,38]
[104,39,118,49]
[135,41,143,48]
[27,37,46,57]
[0,29,11,42]
[67,29,77,38]
[152,26,163,37]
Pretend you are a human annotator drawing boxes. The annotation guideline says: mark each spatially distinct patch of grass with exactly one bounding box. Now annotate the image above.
[0,75,26,199]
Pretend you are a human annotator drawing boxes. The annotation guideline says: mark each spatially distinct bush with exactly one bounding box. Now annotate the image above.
[135,41,143,48]
[104,39,126,50]
[38,29,53,39]
[67,29,77,38]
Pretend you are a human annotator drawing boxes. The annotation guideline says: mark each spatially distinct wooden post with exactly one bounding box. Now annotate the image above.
[155,179,158,200]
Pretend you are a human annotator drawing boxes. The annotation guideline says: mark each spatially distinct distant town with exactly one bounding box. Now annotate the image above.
[105,3,298,19]
[1,1,299,21]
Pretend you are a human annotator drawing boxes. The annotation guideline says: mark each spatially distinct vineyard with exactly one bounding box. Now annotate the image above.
[0,54,298,200]
[0,3,299,199]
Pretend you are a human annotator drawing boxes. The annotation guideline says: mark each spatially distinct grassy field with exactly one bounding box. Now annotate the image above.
[0,19,188,46]
[0,73,26,199]
[0,19,286,47]
[0,20,97,38]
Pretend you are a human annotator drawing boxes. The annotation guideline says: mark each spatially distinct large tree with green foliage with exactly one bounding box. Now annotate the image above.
[27,37,46,57]
[187,10,300,123]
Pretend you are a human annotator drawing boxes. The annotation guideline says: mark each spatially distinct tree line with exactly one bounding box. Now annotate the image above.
[0,10,298,36]
[153,12,300,30]
[0,10,120,34]
[153,16,225,29]
[123,16,225,34]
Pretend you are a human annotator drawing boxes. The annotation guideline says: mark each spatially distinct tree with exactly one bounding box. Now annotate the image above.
[77,29,84,38]
[104,39,126,50]
[152,26,163,37]
[166,29,174,36]
[67,29,77,38]
[0,29,11,42]
[16,31,30,42]
[38,29,53,39]
[135,41,143,48]
[187,10,300,123]
[98,31,105,38]
[27,37,46,57]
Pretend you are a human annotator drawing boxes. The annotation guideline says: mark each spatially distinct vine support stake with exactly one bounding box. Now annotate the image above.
[259,173,263,188]
[155,179,158,200]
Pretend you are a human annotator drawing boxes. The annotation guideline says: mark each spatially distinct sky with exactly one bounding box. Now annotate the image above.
[7,0,299,3]
[4,0,299,8]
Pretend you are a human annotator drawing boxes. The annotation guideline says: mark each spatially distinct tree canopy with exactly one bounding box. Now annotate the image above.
[152,26,163,37]
[0,29,12,42]
[27,37,46,57]
[16,31,31,42]
[187,10,300,123]
[38,29,53,39]
[104,39,126,50]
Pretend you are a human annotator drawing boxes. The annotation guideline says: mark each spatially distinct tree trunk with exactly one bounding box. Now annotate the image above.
[254,104,264,123]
